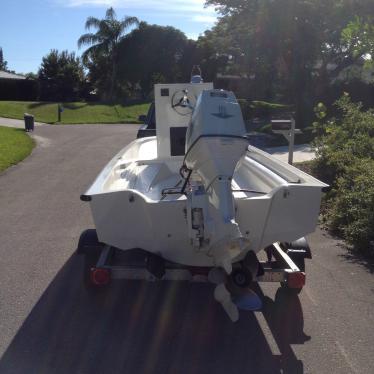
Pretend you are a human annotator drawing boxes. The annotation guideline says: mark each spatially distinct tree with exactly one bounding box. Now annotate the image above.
[0,47,8,71]
[202,0,374,126]
[38,49,85,101]
[117,22,190,98]
[78,7,139,101]
[341,16,374,69]
[201,1,322,123]
[25,72,38,80]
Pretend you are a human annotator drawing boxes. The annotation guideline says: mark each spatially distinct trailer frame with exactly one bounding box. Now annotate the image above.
[78,231,309,291]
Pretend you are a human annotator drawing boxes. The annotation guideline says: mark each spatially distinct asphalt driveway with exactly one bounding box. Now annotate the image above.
[0,125,373,374]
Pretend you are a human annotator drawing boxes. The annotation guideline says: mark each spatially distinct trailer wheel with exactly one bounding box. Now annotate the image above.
[280,257,305,294]
[77,229,101,254]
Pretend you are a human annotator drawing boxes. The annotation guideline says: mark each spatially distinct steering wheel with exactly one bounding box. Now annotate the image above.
[171,89,196,116]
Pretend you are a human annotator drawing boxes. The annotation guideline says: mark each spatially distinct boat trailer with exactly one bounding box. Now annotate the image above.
[78,230,310,294]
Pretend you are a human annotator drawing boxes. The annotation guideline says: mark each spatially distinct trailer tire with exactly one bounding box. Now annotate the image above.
[77,229,101,254]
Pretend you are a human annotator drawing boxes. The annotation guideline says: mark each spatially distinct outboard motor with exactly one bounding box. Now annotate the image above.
[184,89,249,274]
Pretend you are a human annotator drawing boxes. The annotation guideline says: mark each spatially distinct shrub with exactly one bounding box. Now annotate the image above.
[326,159,374,256]
[312,94,374,186]
[312,94,374,256]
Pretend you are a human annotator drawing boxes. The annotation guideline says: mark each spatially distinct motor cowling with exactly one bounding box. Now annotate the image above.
[185,89,248,180]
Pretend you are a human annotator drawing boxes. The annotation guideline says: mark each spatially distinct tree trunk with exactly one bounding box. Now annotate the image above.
[109,54,116,102]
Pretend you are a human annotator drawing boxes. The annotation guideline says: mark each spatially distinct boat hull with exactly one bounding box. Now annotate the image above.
[83,137,327,266]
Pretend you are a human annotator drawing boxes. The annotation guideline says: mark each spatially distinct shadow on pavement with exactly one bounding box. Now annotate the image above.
[0,253,308,374]
[339,252,374,274]
[321,229,374,274]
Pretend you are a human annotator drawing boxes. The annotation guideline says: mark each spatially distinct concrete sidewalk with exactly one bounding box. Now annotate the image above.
[0,116,46,128]
[0,117,137,128]
[265,144,316,163]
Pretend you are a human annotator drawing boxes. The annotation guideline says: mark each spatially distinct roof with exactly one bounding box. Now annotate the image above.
[0,71,26,80]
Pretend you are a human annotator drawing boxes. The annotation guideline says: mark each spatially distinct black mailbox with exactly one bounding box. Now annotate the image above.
[271,119,293,132]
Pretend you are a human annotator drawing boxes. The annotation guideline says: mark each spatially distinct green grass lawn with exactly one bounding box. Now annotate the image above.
[0,101,150,124]
[0,126,35,172]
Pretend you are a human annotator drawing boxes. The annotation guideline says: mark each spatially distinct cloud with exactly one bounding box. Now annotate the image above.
[62,0,216,15]
[192,14,216,24]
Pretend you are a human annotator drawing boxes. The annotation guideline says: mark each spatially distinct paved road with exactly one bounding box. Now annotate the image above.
[0,116,316,163]
[0,125,373,374]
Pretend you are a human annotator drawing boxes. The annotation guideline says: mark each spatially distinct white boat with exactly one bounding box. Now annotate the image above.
[80,77,327,321]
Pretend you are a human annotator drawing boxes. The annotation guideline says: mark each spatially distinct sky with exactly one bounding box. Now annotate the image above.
[0,0,218,74]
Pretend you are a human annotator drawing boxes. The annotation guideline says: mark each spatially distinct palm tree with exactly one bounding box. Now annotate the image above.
[78,7,138,101]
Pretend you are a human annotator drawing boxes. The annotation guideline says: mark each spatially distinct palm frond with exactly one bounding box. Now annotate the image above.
[85,16,101,31]
[121,16,139,30]
[106,7,116,21]
[81,45,100,65]
[77,33,101,48]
